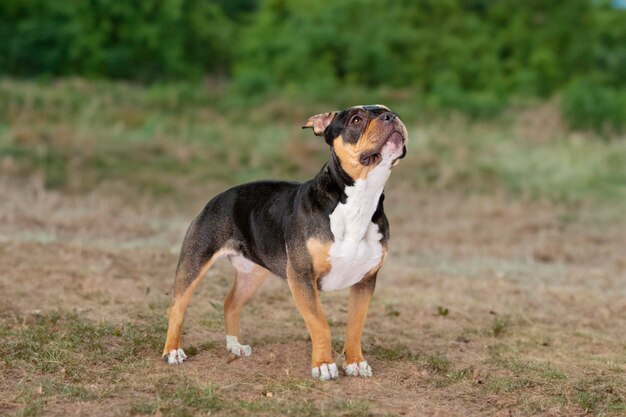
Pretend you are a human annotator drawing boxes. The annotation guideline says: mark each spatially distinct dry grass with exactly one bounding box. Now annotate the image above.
[1,176,624,416]
[1,79,625,202]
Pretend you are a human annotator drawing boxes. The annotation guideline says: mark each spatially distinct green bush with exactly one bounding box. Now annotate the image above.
[562,81,626,134]
[234,0,600,97]
[0,0,236,80]
[232,0,625,127]
[0,0,625,129]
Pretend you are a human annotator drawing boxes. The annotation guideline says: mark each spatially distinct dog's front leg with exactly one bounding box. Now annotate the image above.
[343,272,377,377]
[287,262,338,381]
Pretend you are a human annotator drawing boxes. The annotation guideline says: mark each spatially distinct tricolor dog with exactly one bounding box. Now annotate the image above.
[162,105,408,380]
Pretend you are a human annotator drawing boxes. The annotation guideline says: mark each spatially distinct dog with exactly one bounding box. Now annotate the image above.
[162,104,408,380]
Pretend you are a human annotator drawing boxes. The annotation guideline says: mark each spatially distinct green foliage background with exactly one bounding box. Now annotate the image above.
[0,0,625,130]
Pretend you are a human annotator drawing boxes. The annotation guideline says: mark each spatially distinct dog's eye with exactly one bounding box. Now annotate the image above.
[351,116,362,125]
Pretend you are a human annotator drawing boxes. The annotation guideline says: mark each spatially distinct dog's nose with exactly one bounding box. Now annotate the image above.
[381,112,397,122]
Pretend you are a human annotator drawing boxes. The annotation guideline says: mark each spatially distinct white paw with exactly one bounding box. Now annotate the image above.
[166,348,187,365]
[226,335,252,357]
[343,360,372,377]
[311,363,339,381]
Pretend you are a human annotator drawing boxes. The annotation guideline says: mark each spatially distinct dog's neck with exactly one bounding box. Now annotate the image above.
[312,149,391,215]
[327,150,356,190]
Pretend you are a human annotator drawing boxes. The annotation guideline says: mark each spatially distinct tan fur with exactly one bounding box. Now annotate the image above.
[332,136,366,180]
[286,261,333,367]
[306,238,332,279]
[343,280,375,365]
[162,249,231,356]
[162,278,203,355]
[343,250,384,365]
[332,117,390,180]
[224,263,270,338]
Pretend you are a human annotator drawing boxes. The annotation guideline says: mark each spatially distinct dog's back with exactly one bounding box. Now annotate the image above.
[181,180,300,279]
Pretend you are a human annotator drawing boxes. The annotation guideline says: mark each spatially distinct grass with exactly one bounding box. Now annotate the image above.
[0,311,379,417]
[0,79,298,193]
[3,310,623,416]
[1,311,164,378]
[1,78,625,203]
[492,317,507,337]
[483,351,626,415]
[406,117,626,203]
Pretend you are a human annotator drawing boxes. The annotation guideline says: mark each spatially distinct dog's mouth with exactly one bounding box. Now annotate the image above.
[359,131,406,166]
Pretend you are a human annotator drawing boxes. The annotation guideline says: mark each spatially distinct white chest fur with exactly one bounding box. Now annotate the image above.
[319,161,391,291]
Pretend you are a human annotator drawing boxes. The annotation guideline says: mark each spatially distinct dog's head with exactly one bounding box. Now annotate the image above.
[303,105,407,180]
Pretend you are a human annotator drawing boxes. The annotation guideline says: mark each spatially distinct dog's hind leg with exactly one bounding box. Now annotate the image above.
[223,255,269,357]
[162,218,234,364]
[162,251,227,364]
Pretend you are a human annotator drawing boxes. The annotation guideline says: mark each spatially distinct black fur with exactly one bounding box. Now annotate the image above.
[178,160,387,281]
[175,104,396,287]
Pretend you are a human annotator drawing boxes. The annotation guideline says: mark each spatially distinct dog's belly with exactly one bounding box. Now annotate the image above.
[319,222,383,291]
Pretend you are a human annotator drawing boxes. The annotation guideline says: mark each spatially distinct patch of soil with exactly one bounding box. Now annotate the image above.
[1,177,625,416]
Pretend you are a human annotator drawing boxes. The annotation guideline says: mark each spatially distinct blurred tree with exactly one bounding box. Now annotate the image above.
[0,0,624,129]
[0,0,234,80]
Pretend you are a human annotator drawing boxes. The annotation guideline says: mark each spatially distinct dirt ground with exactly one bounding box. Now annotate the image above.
[1,175,625,416]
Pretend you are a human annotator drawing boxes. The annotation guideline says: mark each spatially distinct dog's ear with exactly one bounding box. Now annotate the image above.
[302,112,337,136]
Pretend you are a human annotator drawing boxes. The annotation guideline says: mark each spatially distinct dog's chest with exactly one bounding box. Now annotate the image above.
[319,167,389,291]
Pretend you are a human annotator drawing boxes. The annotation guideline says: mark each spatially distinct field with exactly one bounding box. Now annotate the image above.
[1,80,625,416]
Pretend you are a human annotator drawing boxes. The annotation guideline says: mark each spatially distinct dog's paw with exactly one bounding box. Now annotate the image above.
[343,360,372,377]
[164,348,187,365]
[226,335,252,357]
[311,363,339,381]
